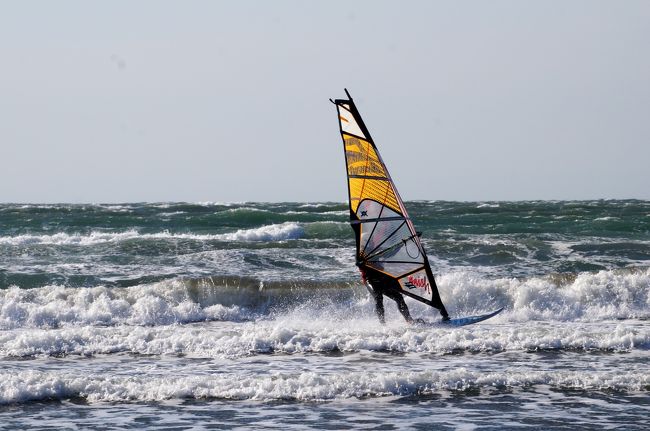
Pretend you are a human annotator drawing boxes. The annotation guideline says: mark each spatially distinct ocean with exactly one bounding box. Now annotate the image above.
[0,200,649,430]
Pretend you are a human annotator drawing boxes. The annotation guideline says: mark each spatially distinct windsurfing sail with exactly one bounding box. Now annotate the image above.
[332,89,449,319]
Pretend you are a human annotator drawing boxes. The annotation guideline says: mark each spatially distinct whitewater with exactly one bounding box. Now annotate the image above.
[1,201,649,429]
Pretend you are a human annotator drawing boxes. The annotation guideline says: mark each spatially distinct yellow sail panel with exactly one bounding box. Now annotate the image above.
[348,178,400,214]
[344,135,385,177]
[343,134,401,214]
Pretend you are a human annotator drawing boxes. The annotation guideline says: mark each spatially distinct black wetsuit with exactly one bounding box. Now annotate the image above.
[360,266,413,324]
[366,281,413,324]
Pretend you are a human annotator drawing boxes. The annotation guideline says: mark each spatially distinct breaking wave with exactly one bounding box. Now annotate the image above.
[0,268,648,356]
[1,316,647,359]
[1,267,649,330]
[2,367,648,404]
[218,222,304,241]
[0,222,306,246]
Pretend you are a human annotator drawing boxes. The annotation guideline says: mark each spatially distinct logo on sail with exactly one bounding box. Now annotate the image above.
[404,275,429,291]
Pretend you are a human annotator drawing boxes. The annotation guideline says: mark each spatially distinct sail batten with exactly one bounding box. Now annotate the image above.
[333,90,448,315]
[351,216,407,225]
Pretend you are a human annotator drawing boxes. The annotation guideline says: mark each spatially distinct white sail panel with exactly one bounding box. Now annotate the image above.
[398,269,433,300]
[337,103,366,138]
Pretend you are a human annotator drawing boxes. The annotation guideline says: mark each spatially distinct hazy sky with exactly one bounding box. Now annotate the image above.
[1,1,649,203]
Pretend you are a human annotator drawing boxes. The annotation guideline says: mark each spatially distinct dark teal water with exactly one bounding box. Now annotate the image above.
[0,200,649,429]
[1,200,648,289]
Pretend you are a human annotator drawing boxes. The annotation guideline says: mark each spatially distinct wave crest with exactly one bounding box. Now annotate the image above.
[2,367,648,404]
[0,222,305,246]
[218,222,304,241]
[1,267,648,331]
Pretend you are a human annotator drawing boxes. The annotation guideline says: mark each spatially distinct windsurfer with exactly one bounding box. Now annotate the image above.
[334,90,503,327]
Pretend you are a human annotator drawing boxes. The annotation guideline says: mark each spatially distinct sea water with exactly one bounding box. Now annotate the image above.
[0,201,649,429]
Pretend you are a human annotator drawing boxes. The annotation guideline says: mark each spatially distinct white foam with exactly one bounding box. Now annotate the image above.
[0,230,145,246]
[1,366,648,404]
[217,223,304,242]
[1,267,649,332]
[0,223,305,246]
[437,267,650,321]
[1,306,648,359]
[0,281,251,330]
[298,203,331,208]
[195,201,242,207]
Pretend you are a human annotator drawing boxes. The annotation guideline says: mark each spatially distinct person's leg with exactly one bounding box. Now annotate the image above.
[370,288,385,324]
[395,295,413,323]
[385,290,413,323]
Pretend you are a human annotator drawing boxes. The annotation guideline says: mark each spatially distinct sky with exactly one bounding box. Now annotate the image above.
[1,1,649,203]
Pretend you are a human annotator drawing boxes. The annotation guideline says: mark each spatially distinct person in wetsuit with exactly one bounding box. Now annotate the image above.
[359,266,414,324]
